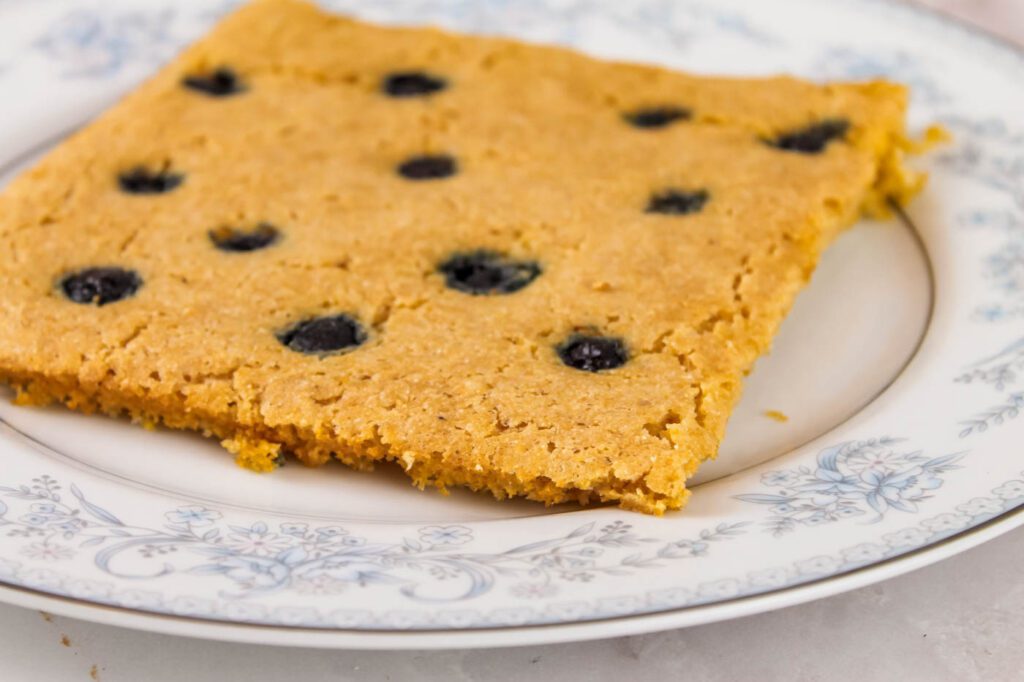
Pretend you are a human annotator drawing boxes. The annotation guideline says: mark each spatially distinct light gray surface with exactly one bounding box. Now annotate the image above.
[0,527,1020,681]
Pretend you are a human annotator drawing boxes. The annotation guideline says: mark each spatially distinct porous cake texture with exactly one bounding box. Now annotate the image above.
[0,0,925,513]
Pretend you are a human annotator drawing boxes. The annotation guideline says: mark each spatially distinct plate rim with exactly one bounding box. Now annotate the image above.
[1,503,1019,649]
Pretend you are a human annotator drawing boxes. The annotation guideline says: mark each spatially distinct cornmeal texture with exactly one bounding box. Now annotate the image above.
[0,0,925,513]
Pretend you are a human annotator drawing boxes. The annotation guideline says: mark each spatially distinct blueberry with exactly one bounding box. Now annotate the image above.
[60,267,142,306]
[278,314,367,355]
[769,119,849,153]
[383,71,447,97]
[646,189,709,215]
[624,106,690,129]
[118,167,184,195]
[439,250,541,295]
[209,223,280,252]
[397,155,457,180]
[182,68,245,97]
[557,335,628,372]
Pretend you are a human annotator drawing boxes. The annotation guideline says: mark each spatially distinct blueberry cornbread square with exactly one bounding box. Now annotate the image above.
[0,0,925,514]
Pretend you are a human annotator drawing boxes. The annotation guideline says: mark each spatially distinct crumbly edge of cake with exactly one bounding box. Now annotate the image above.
[4,373,700,514]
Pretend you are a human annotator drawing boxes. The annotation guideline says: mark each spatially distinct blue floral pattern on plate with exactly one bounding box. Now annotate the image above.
[932,117,1024,435]
[34,8,180,78]
[0,468,1019,628]
[0,475,748,603]
[736,439,962,536]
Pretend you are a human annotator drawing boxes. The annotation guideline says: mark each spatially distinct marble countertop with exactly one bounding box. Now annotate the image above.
[1,2,1022,680]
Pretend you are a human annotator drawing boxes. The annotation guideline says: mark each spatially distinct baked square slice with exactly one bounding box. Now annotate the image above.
[0,0,925,514]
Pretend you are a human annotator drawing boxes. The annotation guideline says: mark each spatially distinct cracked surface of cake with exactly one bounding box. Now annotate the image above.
[0,0,925,513]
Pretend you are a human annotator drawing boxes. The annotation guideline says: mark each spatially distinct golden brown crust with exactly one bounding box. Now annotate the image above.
[0,0,923,514]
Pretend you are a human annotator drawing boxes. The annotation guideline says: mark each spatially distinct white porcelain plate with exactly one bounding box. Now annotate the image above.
[0,0,1022,650]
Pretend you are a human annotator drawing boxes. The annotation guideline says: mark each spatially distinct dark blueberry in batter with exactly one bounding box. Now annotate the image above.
[646,188,710,215]
[624,106,691,129]
[439,251,541,295]
[209,223,280,252]
[60,267,142,306]
[557,335,628,373]
[182,68,245,97]
[383,71,447,97]
[278,314,367,355]
[397,155,457,180]
[118,167,184,195]
[769,119,850,153]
